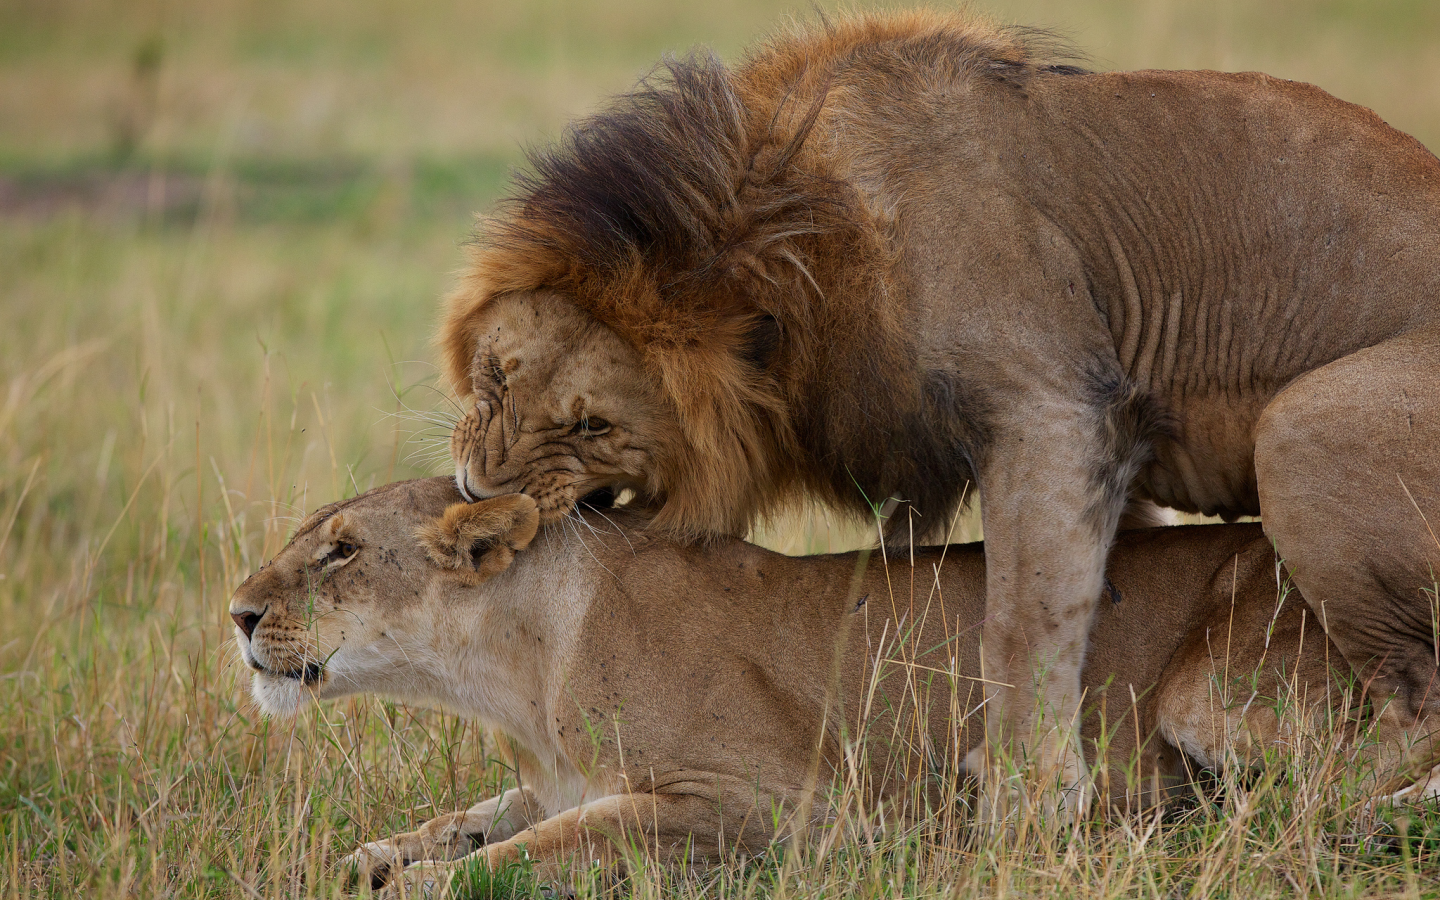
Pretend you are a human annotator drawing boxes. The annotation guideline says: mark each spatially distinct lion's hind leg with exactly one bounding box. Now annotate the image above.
[1151,552,1356,798]
[340,786,541,891]
[1254,329,1440,794]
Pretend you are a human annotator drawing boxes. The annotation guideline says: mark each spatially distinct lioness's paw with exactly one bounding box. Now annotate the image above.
[380,861,458,899]
[339,841,406,892]
[1380,761,1440,805]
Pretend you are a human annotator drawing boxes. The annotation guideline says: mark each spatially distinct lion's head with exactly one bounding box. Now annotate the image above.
[447,290,681,523]
[438,20,1009,542]
[227,478,537,716]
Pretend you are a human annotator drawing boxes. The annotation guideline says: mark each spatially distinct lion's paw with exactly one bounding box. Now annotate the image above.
[1380,761,1440,805]
[965,742,1093,830]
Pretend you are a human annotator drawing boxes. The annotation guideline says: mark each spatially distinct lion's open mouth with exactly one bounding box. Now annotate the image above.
[579,487,616,510]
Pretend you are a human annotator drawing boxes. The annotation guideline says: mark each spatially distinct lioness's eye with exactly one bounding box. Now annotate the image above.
[571,417,611,437]
[322,542,359,566]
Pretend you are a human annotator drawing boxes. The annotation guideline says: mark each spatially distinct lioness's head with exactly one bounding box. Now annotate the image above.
[227,478,538,716]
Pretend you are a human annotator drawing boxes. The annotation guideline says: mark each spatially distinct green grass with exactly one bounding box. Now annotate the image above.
[5,0,1440,896]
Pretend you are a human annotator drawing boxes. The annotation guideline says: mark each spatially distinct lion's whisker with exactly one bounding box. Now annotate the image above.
[568,509,604,541]
[560,510,622,585]
[384,373,466,415]
[579,507,635,555]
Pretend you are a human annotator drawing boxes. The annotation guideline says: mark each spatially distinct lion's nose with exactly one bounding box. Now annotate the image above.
[231,608,265,640]
[455,464,511,503]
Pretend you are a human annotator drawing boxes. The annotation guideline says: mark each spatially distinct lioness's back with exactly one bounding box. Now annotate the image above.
[558,520,1273,787]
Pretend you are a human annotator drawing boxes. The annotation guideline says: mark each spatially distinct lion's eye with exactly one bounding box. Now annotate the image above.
[571,417,611,437]
[472,356,506,390]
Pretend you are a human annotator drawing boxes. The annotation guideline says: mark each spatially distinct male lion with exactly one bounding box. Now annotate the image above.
[440,10,1440,809]
[230,479,1438,894]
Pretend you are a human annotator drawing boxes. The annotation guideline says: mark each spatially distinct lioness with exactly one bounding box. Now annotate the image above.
[439,9,1440,809]
[229,478,1437,894]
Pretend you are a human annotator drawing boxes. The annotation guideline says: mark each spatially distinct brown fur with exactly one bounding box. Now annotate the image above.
[440,9,1440,808]
[230,479,1440,893]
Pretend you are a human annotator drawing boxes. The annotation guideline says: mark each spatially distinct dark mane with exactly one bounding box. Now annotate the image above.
[481,18,1083,306]
[499,53,750,280]
[480,47,858,343]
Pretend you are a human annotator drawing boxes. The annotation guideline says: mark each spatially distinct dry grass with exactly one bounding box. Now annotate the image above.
[5,0,1440,896]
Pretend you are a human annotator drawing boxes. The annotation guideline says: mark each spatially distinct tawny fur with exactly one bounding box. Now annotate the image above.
[230,479,1440,894]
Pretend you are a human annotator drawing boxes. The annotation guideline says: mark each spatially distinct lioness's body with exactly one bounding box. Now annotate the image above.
[229,480,1430,892]
[443,12,1440,807]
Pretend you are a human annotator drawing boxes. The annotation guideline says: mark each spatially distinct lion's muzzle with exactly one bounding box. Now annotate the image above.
[452,401,527,502]
[451,402,599,525]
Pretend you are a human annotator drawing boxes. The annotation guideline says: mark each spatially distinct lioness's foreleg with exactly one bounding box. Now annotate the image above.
[388,780,778,894]
[342,786,542,890]
[1255,330,1440,790]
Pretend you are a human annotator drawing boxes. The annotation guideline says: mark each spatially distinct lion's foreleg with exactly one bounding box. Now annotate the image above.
[966,401,1141,821]
[341,786,542,890]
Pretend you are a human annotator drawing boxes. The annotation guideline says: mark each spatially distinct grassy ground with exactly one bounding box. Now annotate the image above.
[5,0,1440,896]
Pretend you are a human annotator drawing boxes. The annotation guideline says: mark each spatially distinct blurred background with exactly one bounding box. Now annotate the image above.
[4,1,1440,895]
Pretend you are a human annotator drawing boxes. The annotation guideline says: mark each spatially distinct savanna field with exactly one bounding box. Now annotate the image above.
[7,0,1440,896]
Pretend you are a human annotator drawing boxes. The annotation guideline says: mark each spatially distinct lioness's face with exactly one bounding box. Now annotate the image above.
[451,291,677,523]
[228,479,458,717]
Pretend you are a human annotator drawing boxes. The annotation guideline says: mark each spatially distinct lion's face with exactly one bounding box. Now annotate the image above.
[451,291,679,523]
[228,479,470,717]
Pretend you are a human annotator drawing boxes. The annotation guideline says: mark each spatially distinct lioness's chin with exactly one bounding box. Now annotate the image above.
[249,670,346,717]
[250,672,307,717]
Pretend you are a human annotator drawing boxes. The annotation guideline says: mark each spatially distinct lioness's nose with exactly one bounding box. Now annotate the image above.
[232,609,264,640]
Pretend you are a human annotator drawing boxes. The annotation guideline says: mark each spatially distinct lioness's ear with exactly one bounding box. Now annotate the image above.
[418,495,540,584]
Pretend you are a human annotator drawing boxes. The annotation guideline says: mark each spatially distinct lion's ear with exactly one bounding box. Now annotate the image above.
[417,495,540,584]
